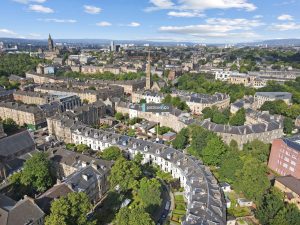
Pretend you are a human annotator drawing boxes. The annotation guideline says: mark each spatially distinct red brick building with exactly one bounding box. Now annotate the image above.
[268,136,300,179]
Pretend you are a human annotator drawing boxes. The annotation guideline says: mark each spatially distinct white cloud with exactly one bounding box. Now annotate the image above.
[167,11,205,17]
[13,0,46,4]
[96,21,112,27]
[28,33,41,38]
[149,0,174,10]
[38,18,77,23]
[159,17,263,39]
[0,29,17,35]
[28,4,54,13]
[84,5,102,14]
[270,22,300,31]
[253,15,263,19]
[147,0,256,12]
[128,22,141,27]
[277,14,294,21]
[206,18,264,28]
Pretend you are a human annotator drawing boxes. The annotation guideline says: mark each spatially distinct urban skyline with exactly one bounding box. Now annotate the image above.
[1,0,300,43]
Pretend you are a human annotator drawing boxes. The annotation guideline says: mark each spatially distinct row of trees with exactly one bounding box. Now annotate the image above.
[202,107,246,126]
[61,71,145,81]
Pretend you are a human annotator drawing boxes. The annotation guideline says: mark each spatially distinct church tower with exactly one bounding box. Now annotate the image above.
[48,34,54,52]
[146,50,152,90]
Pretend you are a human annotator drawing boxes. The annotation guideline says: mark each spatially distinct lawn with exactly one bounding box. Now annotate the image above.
[171,194,186,224]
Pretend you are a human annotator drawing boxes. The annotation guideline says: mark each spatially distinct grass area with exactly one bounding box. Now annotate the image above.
[227,192,252,218]
[174,194,185,202]
[171,194,186,224]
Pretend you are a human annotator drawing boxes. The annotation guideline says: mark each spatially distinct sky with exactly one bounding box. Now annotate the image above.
[0,0,300,43]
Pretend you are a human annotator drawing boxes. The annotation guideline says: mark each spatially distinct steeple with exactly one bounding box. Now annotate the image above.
[146,49,151,90]
[48,33,54,52]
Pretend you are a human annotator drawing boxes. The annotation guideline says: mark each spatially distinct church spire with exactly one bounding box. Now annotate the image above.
[146,49,152,90]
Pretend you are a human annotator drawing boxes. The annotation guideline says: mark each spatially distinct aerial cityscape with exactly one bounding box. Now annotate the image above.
[1,0,300,225]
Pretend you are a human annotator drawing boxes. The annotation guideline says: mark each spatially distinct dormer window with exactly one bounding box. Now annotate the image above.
[167,153,172,159]
[156,149,160,154]
[133,143,137,149]
[144,146,149,152]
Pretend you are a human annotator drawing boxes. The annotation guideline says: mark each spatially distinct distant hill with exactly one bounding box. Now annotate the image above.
[1,37,300,47]
[238,39,300,47]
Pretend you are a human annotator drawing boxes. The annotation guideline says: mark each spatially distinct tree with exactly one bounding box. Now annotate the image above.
[45,192,95,225]
[283,117,294,134]
[109,157,142,191]
[256,188,285,225]
[97,146,122,161]
[243,139,271,163]
[229,108,246,126]
[219,149,243,183]
[2,118,19,135]
[115,112,124,121]
[136,178,162,213]
[76,144,90,153]
[172,128,189,149]
[21,152,53,192]
[235,157,270,201]
[115,207,154,225]
[188,125,214,158]
[201,136,227,166]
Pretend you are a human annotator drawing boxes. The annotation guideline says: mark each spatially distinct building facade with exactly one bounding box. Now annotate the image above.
[268,136,300,178]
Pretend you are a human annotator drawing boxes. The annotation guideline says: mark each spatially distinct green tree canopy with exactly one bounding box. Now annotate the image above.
[229,108,246,126]
[172,128,189,149]
[20,152,53,192]
[201,136,227,166]
[109,157,142,191]
[243,139,271,163]
[136,178,162,213]
[235,157,270,201]
[115,207,154,225]
[45,192,95,225]
[97,146,123,161]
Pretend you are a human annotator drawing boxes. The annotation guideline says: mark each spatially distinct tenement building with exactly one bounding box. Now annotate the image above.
[13,90,81,112]
[195,108,284,149]
[0,102,46,129]
[268,136,300,178]
[47,147,112,204]
[35,83,124,103]
[48,119,226,225]
[116,102,190,132]
[254,92,292,109]
[131,90,164,104]
[171,91,230,115]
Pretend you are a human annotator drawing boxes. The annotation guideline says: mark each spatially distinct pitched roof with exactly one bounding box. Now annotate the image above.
[276,175,300,196]
[6,197,44,225]
[0,131,35,158]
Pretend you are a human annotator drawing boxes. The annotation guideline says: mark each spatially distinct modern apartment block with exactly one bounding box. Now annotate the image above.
[268,136,300,178]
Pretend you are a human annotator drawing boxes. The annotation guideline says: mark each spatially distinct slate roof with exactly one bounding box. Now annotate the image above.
[6,197,44,225]
[276,175,300,196]
[36,183,73,214]
[282,135,300,152]
[0,131,35,158]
